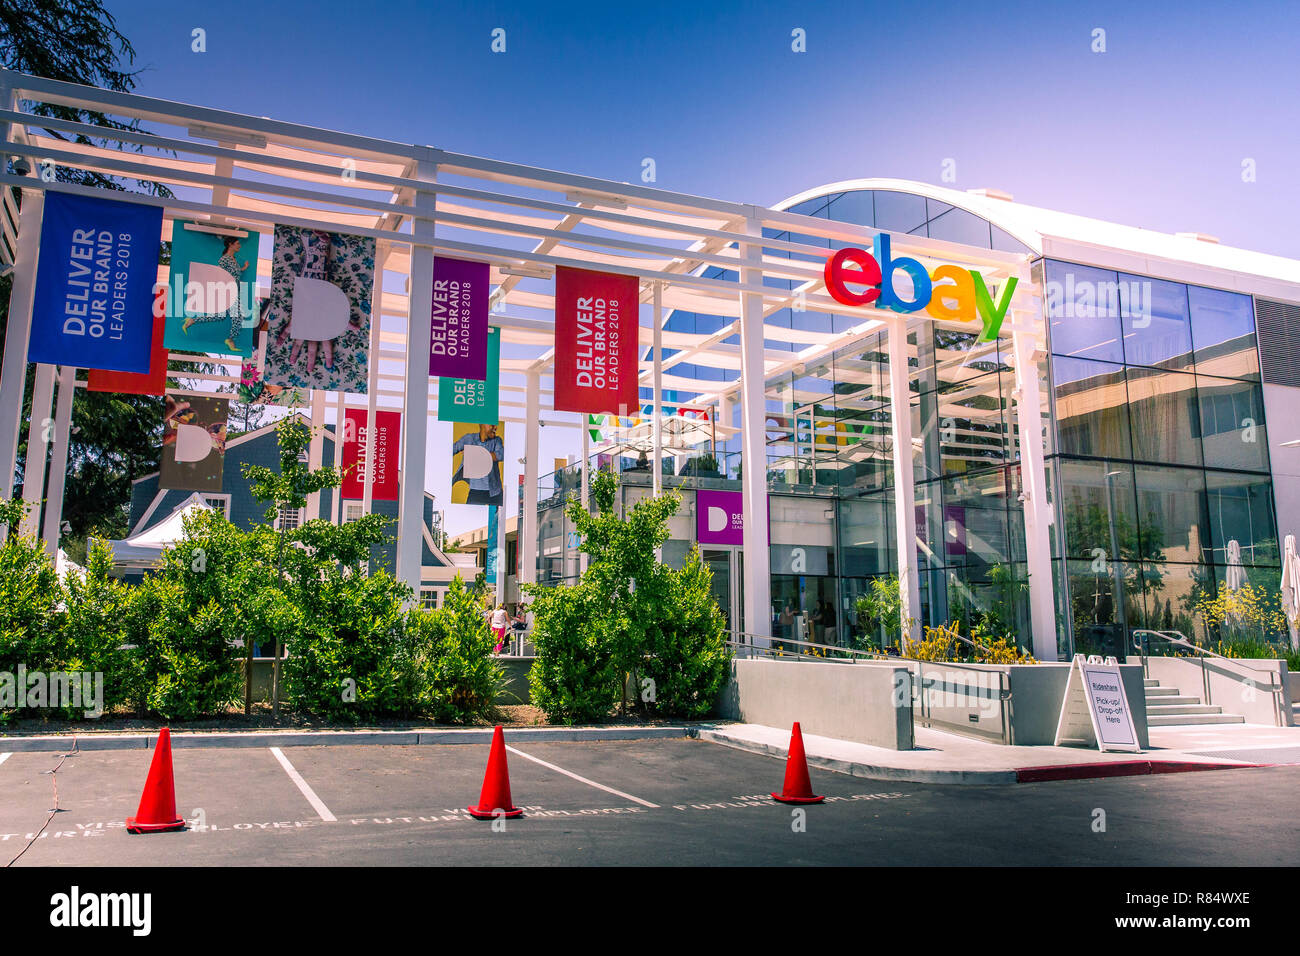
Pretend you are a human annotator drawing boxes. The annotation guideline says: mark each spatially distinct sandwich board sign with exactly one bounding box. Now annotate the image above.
[1053,654,1141,752]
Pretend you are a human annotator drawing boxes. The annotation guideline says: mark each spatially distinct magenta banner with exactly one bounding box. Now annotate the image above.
[429,256,489,381]
[697,489,745,546]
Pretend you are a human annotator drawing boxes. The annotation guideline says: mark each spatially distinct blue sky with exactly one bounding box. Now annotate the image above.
[105,0,1300,532]
[113,0,1299,255]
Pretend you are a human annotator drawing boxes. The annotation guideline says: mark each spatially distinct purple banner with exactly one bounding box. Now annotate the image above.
[697,489,745,546]
[429,256,489,381]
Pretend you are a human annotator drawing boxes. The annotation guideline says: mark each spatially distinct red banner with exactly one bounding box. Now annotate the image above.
[553,266,640,414]
[341,407,400,501]
[87,295,168,396]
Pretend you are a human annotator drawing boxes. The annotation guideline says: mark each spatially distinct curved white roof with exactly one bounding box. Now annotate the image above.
[774,178,1300,298]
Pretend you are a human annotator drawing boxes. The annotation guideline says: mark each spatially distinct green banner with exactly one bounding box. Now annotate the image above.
[438,326,499,423]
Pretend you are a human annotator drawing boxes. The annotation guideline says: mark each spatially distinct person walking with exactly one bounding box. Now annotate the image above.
[490,603,511,654]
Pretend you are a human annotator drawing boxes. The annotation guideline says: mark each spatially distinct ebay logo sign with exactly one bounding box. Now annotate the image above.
[823,233,1018,342]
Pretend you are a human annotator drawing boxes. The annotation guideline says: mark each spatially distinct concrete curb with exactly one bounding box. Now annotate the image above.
[697,728,1019,786]
[700,729,1267,786]
[0,725,693,753]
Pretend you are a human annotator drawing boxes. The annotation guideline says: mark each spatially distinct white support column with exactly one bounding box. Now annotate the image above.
[19,363,55,537]
[520,369,540,587]
[330,391,344,524]
[738,216,772,644]
[41,365,76,556]
[397,156,437,598]
[362,248,387,519]
[0,182,44,515]
[1013,325,1059,662]
[579,419,589,575]
[887,318,921,647]
[652,281,663,498]
[306,388,325,519]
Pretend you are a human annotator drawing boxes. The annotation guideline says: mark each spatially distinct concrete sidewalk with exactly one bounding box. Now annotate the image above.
[699,722,1300,785]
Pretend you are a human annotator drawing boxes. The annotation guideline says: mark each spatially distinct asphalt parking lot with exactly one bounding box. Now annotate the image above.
[2,738,1297,866]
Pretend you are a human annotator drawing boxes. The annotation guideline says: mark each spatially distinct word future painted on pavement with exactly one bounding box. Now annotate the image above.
[341,407,400,501]
[30,191,163,373]
[438,326,500,424]
[824,233,1018,342]
[429,257,489,381]
[553,266,639,415]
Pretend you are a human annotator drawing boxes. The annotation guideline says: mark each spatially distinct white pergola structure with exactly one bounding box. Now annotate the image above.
[0,70,1053,657]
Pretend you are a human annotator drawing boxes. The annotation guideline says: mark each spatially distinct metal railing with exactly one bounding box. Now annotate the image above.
[1131,629,1288,725]
[725,631,889,662]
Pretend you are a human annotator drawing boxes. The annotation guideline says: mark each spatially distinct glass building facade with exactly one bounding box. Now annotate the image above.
[533,186,1283,659]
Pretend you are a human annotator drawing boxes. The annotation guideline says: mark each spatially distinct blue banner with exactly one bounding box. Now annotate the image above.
[30,192,163,373]
[486,505,499,586]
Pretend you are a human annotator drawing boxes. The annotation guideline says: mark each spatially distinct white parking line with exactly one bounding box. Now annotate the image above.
[0,753,9,767]
[505,745,659,808]
[269,747,336,822]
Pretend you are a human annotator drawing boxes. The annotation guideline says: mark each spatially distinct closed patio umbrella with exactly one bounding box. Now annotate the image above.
[1225,539,1246,592]
[1280,534,1300,653]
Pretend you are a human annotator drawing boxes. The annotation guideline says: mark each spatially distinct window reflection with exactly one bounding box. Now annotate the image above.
[1052,356,1132,459]
[1045,262,1125,363]
[1119,275,1192,370]
[1124,366,1202,467]
[1189,285,1259,380]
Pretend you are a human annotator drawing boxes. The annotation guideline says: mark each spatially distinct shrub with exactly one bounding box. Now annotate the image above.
[524,471,732,723]
[59,539,147,713]
[639,548,729,719]
[527,584,621,724]
[282,568,415,721]
[144,580,244,720]
[417,574,502,724]
[0,499,62,681]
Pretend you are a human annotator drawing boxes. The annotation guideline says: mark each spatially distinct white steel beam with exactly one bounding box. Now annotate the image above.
[1013,325,1059,662]
[738,216,771,644]
[40,365,75,556]
[887,318,922,647]
[397,155,436,597]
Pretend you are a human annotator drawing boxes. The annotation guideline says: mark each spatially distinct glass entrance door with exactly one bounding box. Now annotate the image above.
[701,548,740,639]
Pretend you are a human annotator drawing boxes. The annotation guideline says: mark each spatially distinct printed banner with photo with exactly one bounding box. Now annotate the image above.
[263,225,375,393]
[451,421,505,506]
[160,393,229,492]
[429,256,489,381]
[87,291,168,396]
[438,326,500,424]
[340,407,400,501]
[164,221,262,358]
[29,191,162,373]
[236,300,306,408]
[553,266,640,415]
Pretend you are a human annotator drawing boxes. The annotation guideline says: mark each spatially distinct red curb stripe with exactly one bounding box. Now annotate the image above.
[1015,760,1262,783]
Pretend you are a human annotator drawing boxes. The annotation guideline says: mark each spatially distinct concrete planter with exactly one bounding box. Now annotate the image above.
[716,657,1149,749]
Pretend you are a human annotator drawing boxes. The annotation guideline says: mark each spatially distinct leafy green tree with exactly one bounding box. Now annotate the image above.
[242,416,388,715]
[522,471,729,723]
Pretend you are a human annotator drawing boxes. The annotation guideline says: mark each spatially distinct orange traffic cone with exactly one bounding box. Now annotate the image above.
[771,722,825,804]
[126,727,186,833]
[467,726,524,819]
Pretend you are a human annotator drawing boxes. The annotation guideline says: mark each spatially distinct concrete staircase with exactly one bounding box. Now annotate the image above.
[1144,677,1244,727]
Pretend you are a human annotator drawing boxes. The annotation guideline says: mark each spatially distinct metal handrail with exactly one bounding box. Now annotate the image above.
[725,631,888,662]
[1131,628,1287,724]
